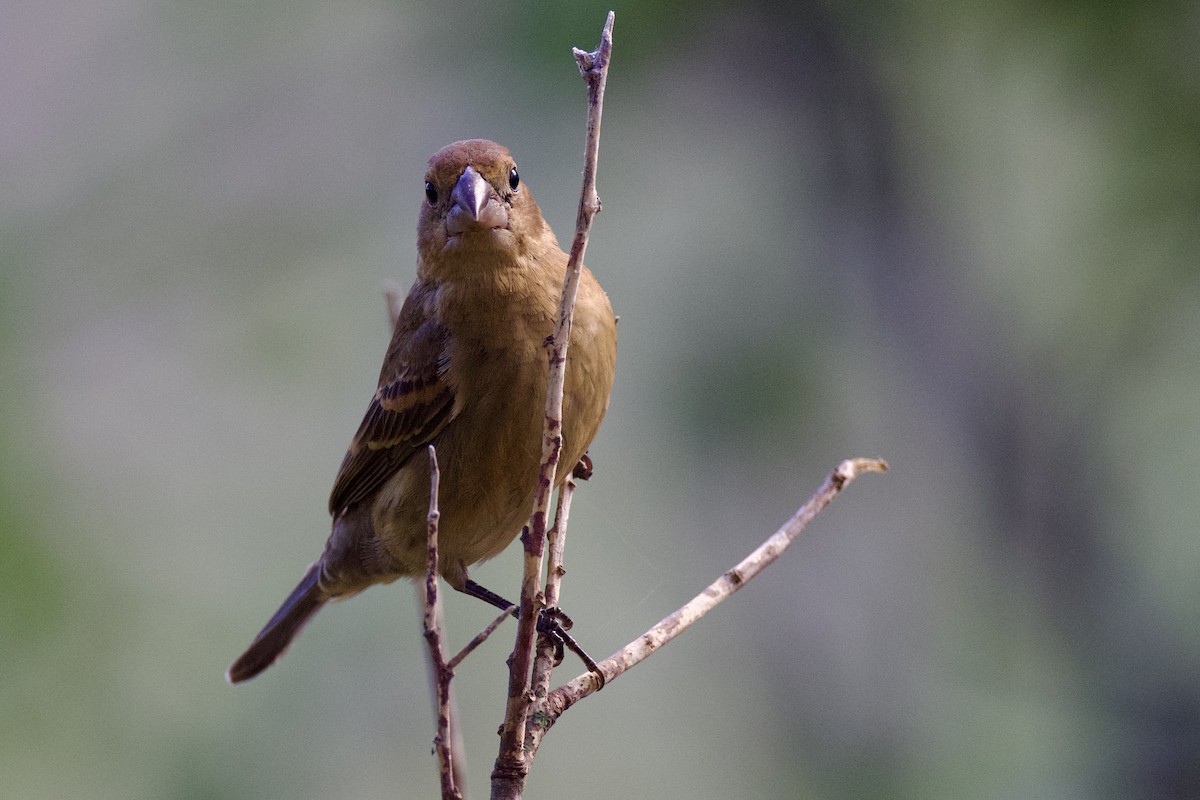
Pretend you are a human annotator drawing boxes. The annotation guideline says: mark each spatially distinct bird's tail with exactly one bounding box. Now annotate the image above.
[227,562,326,684]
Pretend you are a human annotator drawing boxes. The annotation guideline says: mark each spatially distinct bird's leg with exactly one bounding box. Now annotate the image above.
[459,578,604,686]
[459,578,518,616]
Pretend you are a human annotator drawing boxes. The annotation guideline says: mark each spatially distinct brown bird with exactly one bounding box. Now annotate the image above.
[227,139,617,683]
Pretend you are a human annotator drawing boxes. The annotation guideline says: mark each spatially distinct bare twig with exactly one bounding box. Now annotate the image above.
[424,595,471,795]
[543,475,575,614]
[492,12,615,799]
[529,474,579,702]
[421,446,463,800]
[526,458,889,751]
[398,290,469,794]
[448,605,516,673]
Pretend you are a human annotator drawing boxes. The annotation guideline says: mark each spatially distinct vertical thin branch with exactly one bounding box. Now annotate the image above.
[543,475,576,625]
[492,12,615,800]
[419,584,470,796]
[421,446,463,800]
[528,475,578,701]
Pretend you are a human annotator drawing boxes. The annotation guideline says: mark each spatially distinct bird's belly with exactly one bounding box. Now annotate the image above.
[370,378,544,583]
[368,321,609,587]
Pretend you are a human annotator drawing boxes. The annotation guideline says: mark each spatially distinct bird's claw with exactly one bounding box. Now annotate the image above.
[537,606,604,687]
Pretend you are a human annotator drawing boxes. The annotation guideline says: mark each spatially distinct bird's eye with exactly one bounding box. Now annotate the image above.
[424,181,438,205]
[508,168,520,192]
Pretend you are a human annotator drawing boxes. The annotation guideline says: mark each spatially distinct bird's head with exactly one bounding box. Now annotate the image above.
[416,139,552,269]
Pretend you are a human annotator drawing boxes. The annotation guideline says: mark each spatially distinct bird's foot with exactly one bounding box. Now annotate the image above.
[461,578,605,687]
[537,607,604,688]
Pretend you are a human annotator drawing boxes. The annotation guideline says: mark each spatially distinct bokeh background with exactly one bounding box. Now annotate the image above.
[4,1,1199,797]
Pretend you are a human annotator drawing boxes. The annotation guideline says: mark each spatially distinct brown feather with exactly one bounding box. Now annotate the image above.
[327,302,456,514]
[231,138,617,682]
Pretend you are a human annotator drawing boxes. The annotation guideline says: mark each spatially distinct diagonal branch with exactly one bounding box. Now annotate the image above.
[527,457,889,750]
[448,605,515,673]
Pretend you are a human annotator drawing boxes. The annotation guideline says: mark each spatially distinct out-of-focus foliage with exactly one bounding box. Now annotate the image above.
[3,1,1198,798]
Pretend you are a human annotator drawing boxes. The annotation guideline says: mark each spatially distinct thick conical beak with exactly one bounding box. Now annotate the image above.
[446,166,508,234]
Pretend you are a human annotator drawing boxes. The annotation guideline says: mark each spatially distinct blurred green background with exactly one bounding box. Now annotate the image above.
[4,1,1199,797]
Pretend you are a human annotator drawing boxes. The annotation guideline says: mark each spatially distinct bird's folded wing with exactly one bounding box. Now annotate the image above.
[328,320,455,514]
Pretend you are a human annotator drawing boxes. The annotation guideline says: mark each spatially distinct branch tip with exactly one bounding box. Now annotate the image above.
[834,457,889,488]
